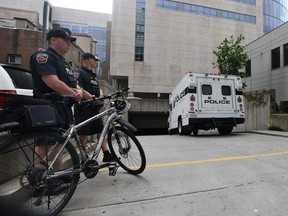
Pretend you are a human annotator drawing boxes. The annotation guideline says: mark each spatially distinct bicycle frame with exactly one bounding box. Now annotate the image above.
[47,105,120,173]
[0,88,146,216]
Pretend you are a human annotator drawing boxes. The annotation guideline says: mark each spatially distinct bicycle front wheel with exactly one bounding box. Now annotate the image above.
[0,130,80,216]
[108,126,146,175]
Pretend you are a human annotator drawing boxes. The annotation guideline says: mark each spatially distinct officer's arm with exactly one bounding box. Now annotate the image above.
[82,88,93,100]
[42,74,82,101]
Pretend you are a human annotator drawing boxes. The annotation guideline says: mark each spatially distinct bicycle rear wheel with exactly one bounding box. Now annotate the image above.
[0,130,80,216]
[108,126,146,175]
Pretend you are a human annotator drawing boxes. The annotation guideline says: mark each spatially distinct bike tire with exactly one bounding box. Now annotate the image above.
[108,126,146,175]
[0,130,80,216]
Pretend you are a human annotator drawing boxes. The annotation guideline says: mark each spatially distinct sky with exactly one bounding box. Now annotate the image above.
[48,0,113,14]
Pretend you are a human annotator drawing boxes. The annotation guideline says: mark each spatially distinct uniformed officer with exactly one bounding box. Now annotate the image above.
[30,28,83,101]
[30,28,84,169]
[73,52,113,162]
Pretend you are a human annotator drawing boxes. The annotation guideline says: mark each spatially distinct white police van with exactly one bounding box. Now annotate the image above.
[168,72,245,135]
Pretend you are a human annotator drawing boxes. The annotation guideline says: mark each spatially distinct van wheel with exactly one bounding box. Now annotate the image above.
[178,119,183,135]
[178,120,191,135]
[217,126,233,135]
[192,129,198,136]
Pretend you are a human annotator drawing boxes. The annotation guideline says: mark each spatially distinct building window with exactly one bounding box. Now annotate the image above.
[231,0,256,5]
[135,0,145,61]
[156,0,256,24]
[135,46,144,61]
[245,59,251,77]
[271,47,280,69]
[284,44,288,66]
[7,54,21,65]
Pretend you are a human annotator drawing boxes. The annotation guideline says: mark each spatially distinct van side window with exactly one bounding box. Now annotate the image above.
[222,85,231,96]
[202,84,212,95]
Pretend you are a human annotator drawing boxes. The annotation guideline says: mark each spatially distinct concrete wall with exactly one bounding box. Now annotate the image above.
[270,114,288,131]
[0,7,39,29]
[235,89,274,132]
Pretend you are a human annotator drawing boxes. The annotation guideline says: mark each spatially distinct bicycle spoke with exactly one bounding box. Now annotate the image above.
[0,131,80,216]
[108,126,146,175]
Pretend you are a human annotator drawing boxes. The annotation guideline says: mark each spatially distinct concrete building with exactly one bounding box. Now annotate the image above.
[110,0,263,96]
[0,0,111,80]
[51,7,111,56]
[109,0,264,131]
[51,7,111,76]
[244,22,288,109]
[0,0,53,30]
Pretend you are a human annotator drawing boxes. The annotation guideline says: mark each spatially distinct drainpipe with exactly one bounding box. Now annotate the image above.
[42,1,48,49]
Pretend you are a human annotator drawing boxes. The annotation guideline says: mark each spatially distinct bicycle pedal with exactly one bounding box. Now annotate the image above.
[108,164,119,176]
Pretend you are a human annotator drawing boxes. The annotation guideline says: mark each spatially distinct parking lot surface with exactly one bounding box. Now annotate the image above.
[60,130,288,216]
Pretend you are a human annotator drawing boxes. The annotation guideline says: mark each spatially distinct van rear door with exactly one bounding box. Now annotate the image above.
[197,77,236,114]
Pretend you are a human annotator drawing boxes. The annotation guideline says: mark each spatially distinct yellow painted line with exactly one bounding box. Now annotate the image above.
[100,151,288,172]
[145,151,288,169]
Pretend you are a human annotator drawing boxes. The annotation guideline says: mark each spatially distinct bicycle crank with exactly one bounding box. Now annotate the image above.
[83,159,99,178]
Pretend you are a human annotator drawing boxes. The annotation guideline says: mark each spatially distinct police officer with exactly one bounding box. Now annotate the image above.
[74,52,113,162]
[30,28,84,169]
[30,28,83,101]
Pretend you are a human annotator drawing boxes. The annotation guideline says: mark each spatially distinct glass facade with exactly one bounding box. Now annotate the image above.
[263,0,288,33]
[53,22,107,62]
[156,0,256,24]
[157,0,288,34]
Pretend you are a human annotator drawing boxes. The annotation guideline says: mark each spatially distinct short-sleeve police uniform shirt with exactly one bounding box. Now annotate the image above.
[73,66,103,135]
[30,47,77,94]
[73,65,100,97]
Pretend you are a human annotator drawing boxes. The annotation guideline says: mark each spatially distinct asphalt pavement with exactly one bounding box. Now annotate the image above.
[59,129,288,216]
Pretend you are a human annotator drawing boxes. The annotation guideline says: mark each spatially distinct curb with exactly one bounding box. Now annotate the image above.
[249,130,288,138]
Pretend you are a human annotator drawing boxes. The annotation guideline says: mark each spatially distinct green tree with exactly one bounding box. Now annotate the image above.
[212,34,248,76]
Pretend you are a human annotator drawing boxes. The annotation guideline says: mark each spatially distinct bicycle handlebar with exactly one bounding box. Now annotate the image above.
[78,88,130,106]
[98,87,129,100]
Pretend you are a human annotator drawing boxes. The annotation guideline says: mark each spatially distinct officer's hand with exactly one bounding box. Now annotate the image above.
[73,88,83,102]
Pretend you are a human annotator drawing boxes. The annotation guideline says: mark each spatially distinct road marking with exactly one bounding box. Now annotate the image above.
[146,151,288,168]
[99,151,288,172]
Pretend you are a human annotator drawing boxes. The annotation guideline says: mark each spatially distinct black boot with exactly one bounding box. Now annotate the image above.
[102,150,115,162]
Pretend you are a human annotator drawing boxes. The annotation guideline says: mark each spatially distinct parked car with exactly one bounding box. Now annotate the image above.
[0,64,33,108]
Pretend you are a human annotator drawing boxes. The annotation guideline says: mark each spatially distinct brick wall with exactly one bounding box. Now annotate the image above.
[0,28,42,70]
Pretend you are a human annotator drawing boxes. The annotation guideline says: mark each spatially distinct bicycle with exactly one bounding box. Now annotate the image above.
[0,88,146,216]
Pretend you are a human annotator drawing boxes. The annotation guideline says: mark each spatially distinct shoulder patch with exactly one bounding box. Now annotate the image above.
[36,53,48,64]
